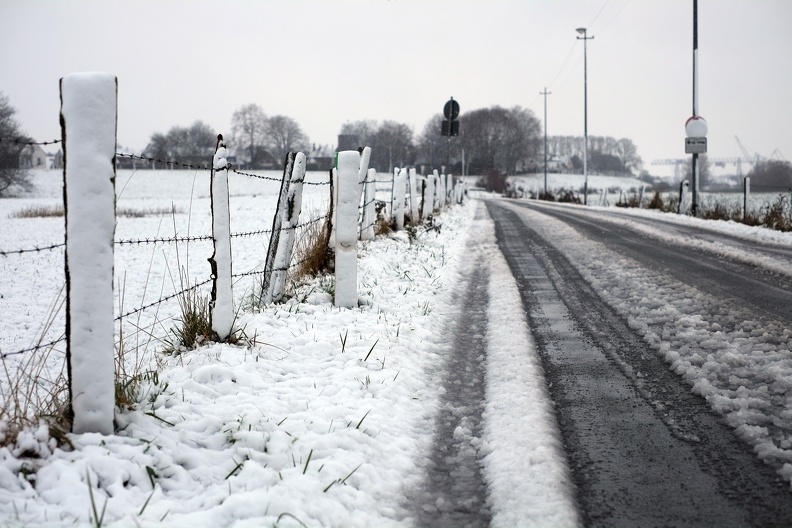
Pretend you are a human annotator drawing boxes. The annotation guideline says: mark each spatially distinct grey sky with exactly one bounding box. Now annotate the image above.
[3,0,791,175]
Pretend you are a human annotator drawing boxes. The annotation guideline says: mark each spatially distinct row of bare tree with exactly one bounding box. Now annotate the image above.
[141,104,310,170]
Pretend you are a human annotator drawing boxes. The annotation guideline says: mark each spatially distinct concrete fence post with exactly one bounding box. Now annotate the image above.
[335,150,361,308]
[60,72,117,435]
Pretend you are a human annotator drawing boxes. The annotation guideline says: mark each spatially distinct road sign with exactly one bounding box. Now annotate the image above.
[685,116,708,138]
[685,137,707,154]
[443,98,460,121]
[441,119,459,137]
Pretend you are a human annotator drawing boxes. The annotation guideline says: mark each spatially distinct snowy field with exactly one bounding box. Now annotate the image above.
[0,171,577,527]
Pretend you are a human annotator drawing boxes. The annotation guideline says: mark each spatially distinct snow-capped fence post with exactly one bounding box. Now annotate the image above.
[408,167,419,223]
[743,176,750,219]
[424,171,437,217]
[357,146,371,200]
[360,168,376,241]
[267,152,306,304]
[335,150,361,308]
[261,152,296,305]
[208,135,234,340]
[329,166,338,249]
[393,168,407,231]
[357,147,372,241]
[60,72,117,435]
[638,184,645,208]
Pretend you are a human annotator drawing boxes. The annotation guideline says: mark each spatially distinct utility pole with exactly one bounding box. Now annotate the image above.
[691,0,699,216]
[540,88,551,196]
[576,27,594,205]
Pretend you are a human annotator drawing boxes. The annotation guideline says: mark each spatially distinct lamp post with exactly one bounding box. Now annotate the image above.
[576,27,594,205]
[540,87,551,196]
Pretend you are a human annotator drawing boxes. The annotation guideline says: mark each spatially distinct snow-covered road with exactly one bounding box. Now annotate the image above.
[485,197,792,525]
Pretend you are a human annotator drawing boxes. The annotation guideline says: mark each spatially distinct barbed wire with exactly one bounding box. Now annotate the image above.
[114,234,213,246]
[116,153,211,171]
[231,228,272,239]
[114,277,213,322]
[229,167,282,183]
[0,242,66,257]
[0,137,61,146]
[230,167,331,186]
[1,337,66,359]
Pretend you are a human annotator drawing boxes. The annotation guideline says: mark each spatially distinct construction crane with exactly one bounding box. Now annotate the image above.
[735,135,763,171]
[651,159,687,180]
[652,156,745,179]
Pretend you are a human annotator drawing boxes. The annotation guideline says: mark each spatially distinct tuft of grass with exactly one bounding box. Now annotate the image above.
[376,218,393,236]
[0,285,72,450]
[294,212,333,282]
[163,284,214,354]
[86,469,109,528]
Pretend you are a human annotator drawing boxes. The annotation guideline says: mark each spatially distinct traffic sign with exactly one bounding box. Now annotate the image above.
[685,116,708,138]
[685,137,707,154]
[443,98,460,121]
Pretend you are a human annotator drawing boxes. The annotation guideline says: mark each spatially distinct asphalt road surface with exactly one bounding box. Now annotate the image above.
[484,198,792,527]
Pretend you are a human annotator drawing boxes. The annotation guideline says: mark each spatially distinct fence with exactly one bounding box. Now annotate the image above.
[0,72,466,435]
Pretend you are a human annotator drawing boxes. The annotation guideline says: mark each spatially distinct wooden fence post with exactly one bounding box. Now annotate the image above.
[408,167,418,223]
[268,152,306,303]
[424,171,437,217]
[61,72,117,435]
[743,176,750,219]
[209,135,234,340]
[335,150,361,308]
[361,168,376,240]
[261,152,296,305]
[393,168,407,231]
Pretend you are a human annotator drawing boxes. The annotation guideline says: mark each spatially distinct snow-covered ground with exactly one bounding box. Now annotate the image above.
[0,170,577,527]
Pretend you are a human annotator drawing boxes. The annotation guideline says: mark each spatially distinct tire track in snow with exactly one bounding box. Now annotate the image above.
[411,260,492,528]
[486,200,792,527]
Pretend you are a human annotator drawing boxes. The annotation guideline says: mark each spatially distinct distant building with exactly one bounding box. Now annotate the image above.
[19,144,47,169]
[307,143,335,171]
[50,149,64,169]
[337,134,360,153]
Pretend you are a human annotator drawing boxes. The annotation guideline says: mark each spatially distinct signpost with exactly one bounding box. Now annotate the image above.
[441,97,459,137]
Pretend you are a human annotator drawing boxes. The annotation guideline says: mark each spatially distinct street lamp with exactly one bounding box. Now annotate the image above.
[576,27,594,205]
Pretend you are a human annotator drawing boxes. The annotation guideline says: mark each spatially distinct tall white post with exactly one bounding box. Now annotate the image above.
[393,167,407,231]
[408,167,419,223]
[209,135,234,340]
[335,151,361,308]
[61,72,117,435]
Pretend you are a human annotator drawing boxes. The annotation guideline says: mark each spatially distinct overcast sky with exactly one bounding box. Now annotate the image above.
[3,0,791,175]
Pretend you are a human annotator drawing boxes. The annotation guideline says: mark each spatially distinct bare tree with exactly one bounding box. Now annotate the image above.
[267,115,309,165]
[459,105,541,175]
[0,92,32,195]
[230,103,268,168]
[339,120,378,148]
[416,114,443,170]
[142,120,216,168]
